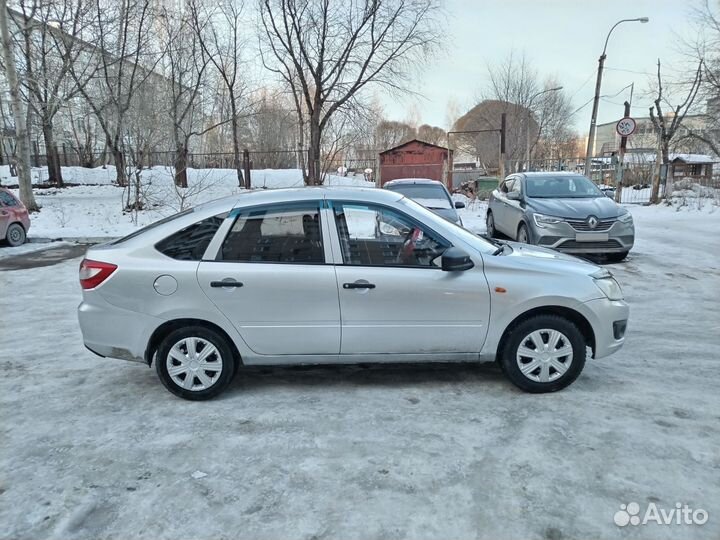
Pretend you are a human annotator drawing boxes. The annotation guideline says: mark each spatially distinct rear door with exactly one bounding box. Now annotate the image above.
[197,201,341,357]
[330,201,489,355]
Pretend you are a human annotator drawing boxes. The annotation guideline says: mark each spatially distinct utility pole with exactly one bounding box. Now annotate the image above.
[499,112,506,181]
[584,17,649,180]
[614,101,631,203]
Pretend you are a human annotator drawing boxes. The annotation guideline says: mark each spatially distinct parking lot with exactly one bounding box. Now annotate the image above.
[1,206,719,540]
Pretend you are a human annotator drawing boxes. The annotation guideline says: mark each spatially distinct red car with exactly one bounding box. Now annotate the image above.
[0,188,31,246]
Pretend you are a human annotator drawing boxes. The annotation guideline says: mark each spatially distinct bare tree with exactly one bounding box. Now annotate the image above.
[375,120,416,150]
[10,0,92,187]
[649,59,703,203]
[70,0,158,187]
[157,6,228,188]
[416,124,446,146]
[0,0,38,210]
[259,0,443,185]
[190,0,249,187]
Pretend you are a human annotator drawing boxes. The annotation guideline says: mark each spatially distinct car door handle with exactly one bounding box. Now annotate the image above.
[210,280,243,288]
[343,282,376,289]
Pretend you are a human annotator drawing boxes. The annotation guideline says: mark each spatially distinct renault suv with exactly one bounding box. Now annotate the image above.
[78,187,629,400]
[486,172,634,261]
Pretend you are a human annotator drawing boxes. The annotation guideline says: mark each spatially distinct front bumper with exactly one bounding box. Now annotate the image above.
[531,219,634,254]
[582,297,630,359]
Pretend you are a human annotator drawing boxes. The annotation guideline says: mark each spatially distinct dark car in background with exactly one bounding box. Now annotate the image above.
[384,178,465,226]
[486,172,634,262]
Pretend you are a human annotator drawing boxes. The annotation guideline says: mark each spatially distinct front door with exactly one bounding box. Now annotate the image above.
[330,201,490,355]
[197,201,340,356]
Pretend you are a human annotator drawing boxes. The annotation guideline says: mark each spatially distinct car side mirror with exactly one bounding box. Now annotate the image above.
[441,247,474,272]
[454,201,465,209]
[506,191,521,201]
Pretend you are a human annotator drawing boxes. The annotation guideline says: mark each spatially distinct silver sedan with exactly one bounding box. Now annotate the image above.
[487,172,634,261]
[78,187,629,400]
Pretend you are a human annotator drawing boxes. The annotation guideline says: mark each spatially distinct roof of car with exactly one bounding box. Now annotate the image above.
[515,171,585,177]
[384,178,443,186]
[227,186,402,208]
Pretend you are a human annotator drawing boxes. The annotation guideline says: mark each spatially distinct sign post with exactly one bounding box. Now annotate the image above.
[614,109,634,202]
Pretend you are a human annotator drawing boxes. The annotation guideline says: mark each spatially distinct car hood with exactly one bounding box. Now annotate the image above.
[527,196,620,219]
[503,241,601,275]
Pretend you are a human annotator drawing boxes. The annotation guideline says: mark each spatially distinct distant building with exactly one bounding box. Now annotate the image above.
[593,113,710,156]
[379,140,453,187]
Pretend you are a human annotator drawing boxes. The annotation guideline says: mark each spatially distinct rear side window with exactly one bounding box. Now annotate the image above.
[156,214,226,260]
[0,191,18,206]
[220,203,323,263]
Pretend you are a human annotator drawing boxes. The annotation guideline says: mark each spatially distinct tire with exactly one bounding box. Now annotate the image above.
[517,222,530,244]
[155,326,237,400]
[606,251,629,263]
[6,223,26,247]
[486,211,496,238]
[500,315,586,393]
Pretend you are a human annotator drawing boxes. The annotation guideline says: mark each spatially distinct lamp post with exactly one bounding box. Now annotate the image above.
[584,17,649,179]
[525,86,563,171]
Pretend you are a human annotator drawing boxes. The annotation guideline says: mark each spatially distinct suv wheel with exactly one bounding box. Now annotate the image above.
[156,326,236,400]
[517,223,529,244]
[6,223,26,247]
[500,315,586,393]
[486,212,496,238]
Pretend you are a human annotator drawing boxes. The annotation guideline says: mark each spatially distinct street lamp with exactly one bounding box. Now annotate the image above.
[584,17,649,178]
[525,86,563,171]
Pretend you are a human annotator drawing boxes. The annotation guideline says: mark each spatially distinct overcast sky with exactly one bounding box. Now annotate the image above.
[379,0,699,134]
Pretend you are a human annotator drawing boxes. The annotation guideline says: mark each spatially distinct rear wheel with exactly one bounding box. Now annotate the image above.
[486,212,496,238]
[156,326,236,400]
[6,223,26,247]
[500,315,586,393]
[517,223,530,244]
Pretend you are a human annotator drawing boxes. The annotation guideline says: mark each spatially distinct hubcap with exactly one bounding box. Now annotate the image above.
[166,337,223,391]
[518,228,527,243]
[516,329,573,383]
[9,228,21,242]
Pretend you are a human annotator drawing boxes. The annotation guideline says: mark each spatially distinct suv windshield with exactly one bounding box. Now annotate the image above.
[525,176,602,198]
[386,184,452,209]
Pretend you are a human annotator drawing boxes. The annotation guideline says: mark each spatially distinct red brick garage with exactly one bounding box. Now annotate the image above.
[379,139,453,188]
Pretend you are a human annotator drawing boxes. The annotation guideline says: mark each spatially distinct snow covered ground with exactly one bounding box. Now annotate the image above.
[2,166,374,240]
[0,206,718,539]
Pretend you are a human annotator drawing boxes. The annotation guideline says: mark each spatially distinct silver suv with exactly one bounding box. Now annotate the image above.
[487,172,634,261]
[78,187,629,400]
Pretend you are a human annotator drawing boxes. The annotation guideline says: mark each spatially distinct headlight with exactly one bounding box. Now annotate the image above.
[594,277,624,300]
[618,212,633,223]
[533,213,564,228]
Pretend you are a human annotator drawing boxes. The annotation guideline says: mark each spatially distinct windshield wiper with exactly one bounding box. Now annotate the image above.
[490,239,510,256]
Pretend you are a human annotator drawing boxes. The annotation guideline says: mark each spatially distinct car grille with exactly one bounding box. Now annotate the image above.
[565,218,616,231]
[558,239,622,250]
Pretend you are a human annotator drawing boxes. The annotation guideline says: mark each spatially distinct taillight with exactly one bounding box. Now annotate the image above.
[79,259,117,290]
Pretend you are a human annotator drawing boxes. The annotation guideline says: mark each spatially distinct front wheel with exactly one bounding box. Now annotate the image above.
[486,212,496,238]
[500,315,586,393]
[156,326,236,400]
[606,251,629,263]
[517,223,530,244]
[6,223,26,247]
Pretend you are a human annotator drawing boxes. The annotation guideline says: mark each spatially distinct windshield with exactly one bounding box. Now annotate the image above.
[398,197,497,254]
[525,176,603,198]
[386,184,452,209]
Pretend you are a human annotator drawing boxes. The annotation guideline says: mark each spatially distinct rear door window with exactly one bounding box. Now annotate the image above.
[155,214,227,260]
[220,203,324,263]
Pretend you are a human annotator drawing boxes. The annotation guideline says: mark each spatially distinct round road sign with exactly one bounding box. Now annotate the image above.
[616,117,636,137]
